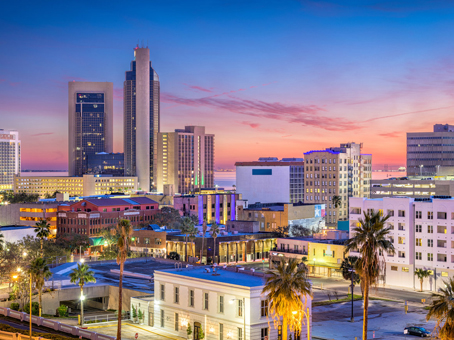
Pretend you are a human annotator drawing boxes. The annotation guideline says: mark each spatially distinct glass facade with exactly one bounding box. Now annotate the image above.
[87,152,124,176]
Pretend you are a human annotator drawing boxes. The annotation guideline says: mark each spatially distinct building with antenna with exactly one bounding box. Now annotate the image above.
[124,45,160,192]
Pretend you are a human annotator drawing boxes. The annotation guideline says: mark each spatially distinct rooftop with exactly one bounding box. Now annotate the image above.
[156,267,266,288]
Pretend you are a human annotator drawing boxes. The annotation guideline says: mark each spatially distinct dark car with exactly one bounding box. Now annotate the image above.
[404,327,430,337]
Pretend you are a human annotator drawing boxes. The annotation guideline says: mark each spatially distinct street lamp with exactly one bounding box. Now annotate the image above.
[230,298,246,339]
[348,268,355,322]
[292,308,311,340]
[80,258,85,264]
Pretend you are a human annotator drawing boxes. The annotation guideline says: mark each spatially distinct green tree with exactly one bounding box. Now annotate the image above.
[180,216,195,262]
[415,268,431,292]
[29,257,52,316]
[168,251,180,260]
[116,219,132,340]
[344,210,394,340]
[262,258,312,340]
[69,263,96,326]
[340,256,362,297]
[332,195,342,209]
[55,233,90,253]
[99,228,118,251]
[274,225,290,238]
[154,207,182,228]
[210,223,220,264]
[426,277,454,339]
[34,220,51,254]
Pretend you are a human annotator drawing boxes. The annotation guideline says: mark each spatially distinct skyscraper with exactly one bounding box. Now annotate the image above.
[156,126,214,194]
[0,129,20,190]
[68,82,113,176]
[407,124,454,176]
[124,46,160,191]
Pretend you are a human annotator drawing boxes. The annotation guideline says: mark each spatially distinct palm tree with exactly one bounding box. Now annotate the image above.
[180,216,195,262]
[210,223,220,264]
[69,263,96,326]
[34,220,51,255]
[116,219,132,340]
[340,256,361,295]
[415,268,431,292]
[426,277,454,339]
[345,209,394,340]
[29,257,52,316]
[200,220,208,264]
[332,195,342,209]
[188,225,198,259]
[262,258,312,340]
[0,231,4,251]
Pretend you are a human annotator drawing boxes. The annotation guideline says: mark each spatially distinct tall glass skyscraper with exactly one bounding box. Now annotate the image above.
[0,129,20,190]
[124,46,160,191]
[68,82,113,176]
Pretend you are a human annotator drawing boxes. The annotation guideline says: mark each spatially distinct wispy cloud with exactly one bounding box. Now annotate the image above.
[162,93,360,131]
[114,88,123,101]
[0,79,6,83]
[379,131,401,138]
[363,106,454,123]
[241,121,260,128]
[30,132,54,137]
[183,84,213,93]
[9,82,20,87]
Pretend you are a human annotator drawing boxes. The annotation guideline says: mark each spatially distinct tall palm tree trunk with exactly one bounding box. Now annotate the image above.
[185,236,188,262]
[213,238,217,264]
[40,239,43,256]
[282,317,288,340]
[117,261,124,340]
[363,276,369,340]
[80,286,84,326]
[420,279,423,292]
[201,236,204,264]
[39,289,42,317]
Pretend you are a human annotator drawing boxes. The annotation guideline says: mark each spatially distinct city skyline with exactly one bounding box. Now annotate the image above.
[2,1,454,170]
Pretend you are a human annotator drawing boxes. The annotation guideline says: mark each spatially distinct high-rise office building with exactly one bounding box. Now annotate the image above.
[124,46,160,191]
[304,142,371,226]
[156,126,214,194]
[407,124,454,176]
[68,82,113,176]
[0,129,21,190]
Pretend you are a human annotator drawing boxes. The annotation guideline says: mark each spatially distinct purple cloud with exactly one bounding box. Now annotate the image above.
[183,84,213,93]
[30,132,54,137]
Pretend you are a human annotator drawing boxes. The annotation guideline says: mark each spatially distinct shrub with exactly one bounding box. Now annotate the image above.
[57,304,68,317]
[24,302,39,316]
[10,303,20,311]
[168,251,180,260]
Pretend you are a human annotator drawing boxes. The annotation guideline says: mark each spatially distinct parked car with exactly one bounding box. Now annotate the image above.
[404,327,430,337]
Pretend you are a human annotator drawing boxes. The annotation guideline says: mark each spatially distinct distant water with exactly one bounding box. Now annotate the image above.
[21,171,68,177]
[372,171,407,180]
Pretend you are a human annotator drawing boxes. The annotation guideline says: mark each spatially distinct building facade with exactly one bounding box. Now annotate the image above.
[349,196,454,290]
[0,129,20,191]
[156,126,214,194]
[237,202,325,232]
[68,82,113,177]
[14,174,137,197]
[173,193,240,225]
[235,158,305,204]
[124,46,160,191]
[132,267,311,340]
[370,178,454,198]
[86,152,124,176]
[304,142,372,226]
[407,124,454,177]
[57,197,159,236]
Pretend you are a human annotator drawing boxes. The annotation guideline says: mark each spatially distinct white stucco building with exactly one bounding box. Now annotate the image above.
[132,266,312,340]
[350,196,454,291]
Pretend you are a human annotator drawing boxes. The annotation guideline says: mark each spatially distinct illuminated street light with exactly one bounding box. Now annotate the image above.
[80,258,85,263]
[292,307,311,340]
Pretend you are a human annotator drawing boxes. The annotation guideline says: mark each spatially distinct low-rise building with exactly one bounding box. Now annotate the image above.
[14,174,137,198]
[131,266,312,340]
[57,197,159,236]
[237,202,325,232]
[174,193,241,224]
[129,227,167,257]
[370,178,454,198]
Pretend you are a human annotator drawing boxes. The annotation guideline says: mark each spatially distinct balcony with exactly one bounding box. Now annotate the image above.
[277,248,308,255]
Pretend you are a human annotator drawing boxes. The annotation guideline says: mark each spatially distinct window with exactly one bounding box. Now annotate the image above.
[220,324,224,340]
[442,271,449,277]
[428,211,434,220]
[160,309,164,328]
[174,313,179,331]
[428,225,433,233]
[189,290,194,307]
[204,292,209,310]
[238,328,243,340]
[416,238,422,246]
[238,299,243,317]
[416,252,422,260]
[391,266,398,271]
[438,212,447,219]
[428,253,433,261]
[160,284,165,301]
[144,238,150,244]
[174,287,179,304]
[261,300,268,317]
[219,295,224,313]
[398,237,405,245]
[416,211,422,219]
[428,239,433,247]
[261,327,269,340]
[402,267,409,272]
[398,210,405,217]
[155,238,162,245]
[416,225,422,233]
[387,209,394,217]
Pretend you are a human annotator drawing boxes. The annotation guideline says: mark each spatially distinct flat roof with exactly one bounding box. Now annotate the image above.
[0,226,35,231]
[156,267,266,288]
[235,161,304,166]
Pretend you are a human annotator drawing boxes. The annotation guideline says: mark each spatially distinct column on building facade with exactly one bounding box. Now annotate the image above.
[226,243,230,264]
[243,241,247,263]
[252,241,256,261]
[261,240,264,259]
[235,242,238,263]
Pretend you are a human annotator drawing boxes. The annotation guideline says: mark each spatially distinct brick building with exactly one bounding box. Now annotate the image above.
[57,197,159,236]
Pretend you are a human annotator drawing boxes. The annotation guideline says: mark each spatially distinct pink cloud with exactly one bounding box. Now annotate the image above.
[114,88,123,101]
[30,132,54,137]
[0,79,6,83]
[183,84,213,93]
[241,121,260,128]
[378,131,401,138]
[9,82,20,87]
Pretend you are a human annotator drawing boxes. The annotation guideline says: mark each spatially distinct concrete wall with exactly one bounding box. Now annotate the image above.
[226,220,260,233]
[0,205,20,226]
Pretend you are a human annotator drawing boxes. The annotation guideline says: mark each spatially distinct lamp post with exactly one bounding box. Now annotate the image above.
[230,298,246,340]
[292,307,311,340]
[348,268,355,322]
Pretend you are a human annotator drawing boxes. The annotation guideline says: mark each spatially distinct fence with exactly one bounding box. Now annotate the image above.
[84,313,129,325]
[0,330,50,340]
[0,307,116,340]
